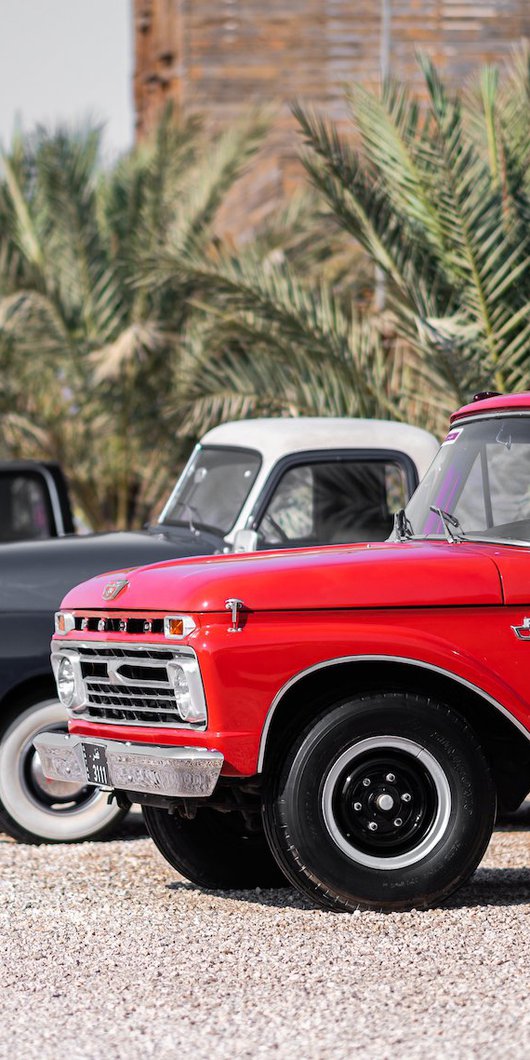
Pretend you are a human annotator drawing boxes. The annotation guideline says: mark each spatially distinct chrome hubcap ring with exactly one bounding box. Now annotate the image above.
[322,735,452,870]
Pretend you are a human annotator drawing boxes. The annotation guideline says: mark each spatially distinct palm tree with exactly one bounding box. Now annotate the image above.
[141,176,427,437]
[0,107,269,529]
[293,50,530,406]
[168,251,429,437]
[149,50,530,440]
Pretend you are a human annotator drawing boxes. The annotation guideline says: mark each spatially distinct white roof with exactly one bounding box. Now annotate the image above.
[201,418,439,478]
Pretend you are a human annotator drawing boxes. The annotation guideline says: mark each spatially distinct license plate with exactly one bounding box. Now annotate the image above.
[83,742,110,786]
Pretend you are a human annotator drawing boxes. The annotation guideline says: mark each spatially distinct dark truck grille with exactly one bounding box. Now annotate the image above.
[73,644,197,727]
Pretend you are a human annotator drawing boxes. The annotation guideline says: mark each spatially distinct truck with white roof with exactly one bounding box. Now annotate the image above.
[0,417,438,845]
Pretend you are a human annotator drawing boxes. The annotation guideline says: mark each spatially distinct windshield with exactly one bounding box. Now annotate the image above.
[405,416,530,545]
[159,445,261,536]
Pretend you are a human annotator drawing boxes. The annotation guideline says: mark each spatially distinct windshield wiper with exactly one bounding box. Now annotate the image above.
[165,501,201,536]
[429,506,466,543]
[394,508,415,541]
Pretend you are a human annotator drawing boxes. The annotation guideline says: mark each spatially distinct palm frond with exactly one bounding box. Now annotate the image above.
[293,103,418,300]
[168,108,272,255]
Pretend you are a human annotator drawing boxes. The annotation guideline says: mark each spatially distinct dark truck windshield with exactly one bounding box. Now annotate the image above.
[160,446,261,536]
[405,416,530,544]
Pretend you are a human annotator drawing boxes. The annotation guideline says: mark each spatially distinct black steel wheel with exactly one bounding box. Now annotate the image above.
[143,803,289,889]
[263,692,496,911]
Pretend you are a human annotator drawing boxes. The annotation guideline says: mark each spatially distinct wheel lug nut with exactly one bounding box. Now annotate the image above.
[394,818,403,827]
[386,773,396,783]
[402,793,411,802]
[362,778,371,787]
[353,802,362,812]
[368,821,378,831]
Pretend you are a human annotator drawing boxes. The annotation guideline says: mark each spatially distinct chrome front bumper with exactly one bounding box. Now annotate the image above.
[33,732,224,798]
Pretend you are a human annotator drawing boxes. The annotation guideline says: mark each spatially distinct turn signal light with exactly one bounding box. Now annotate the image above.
[163,615,196,639]
[54,611,75,634]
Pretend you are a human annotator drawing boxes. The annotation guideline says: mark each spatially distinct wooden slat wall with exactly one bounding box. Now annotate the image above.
[133,0,530,232]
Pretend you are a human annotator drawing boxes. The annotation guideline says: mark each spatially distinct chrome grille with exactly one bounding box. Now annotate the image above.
[64,643,204,728]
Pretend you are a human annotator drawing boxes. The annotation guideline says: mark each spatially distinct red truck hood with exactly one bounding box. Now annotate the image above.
[62,540,503,613]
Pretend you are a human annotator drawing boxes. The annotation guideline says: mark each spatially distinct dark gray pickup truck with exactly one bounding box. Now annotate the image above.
[0,418,438,844]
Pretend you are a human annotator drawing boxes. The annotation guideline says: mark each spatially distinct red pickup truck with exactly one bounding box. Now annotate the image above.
[36,393,530,910]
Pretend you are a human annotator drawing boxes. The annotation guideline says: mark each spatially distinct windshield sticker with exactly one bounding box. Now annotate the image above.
[442,428,463,446]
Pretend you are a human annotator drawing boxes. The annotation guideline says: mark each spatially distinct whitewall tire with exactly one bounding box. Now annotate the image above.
[0,698,125,843]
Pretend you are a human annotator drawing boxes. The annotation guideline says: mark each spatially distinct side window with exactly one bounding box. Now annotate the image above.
[259,466,314,543]
[257,459,409,547]
[0,474,54,542]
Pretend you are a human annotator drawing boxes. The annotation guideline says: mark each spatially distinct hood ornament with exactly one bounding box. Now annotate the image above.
[225,597,245,633]
[102,578,129,601]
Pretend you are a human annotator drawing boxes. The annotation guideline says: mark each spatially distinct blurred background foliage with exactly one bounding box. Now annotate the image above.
[0,107,271,528]
[1,51,530,529]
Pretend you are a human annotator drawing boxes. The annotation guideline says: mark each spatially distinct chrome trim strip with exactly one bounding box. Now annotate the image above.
[256,654,530,772]
[53,639,197,655]
[512,618,530,641]
[71,716,201,729]
[453,411,530,427]
[34,732,224,798]
[84,693,179,710]
[84,681,177,699]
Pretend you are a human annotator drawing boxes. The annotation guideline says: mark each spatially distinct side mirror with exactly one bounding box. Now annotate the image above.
[232,529,259,553]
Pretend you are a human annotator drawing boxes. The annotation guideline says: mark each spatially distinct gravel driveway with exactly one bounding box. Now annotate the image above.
[1,812,530,1060]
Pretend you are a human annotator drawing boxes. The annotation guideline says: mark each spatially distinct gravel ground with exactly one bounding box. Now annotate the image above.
[2,812,530,1060]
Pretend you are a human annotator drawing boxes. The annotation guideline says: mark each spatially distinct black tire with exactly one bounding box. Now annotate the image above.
[263,692,496,912]
[0,696,126,844]
[143,803,288,889]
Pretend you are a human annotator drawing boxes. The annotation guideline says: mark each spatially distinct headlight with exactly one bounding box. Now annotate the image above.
[57,656,76,707]
[171,665,193,719]
[54,653,86,711]
[168,659,206,723]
